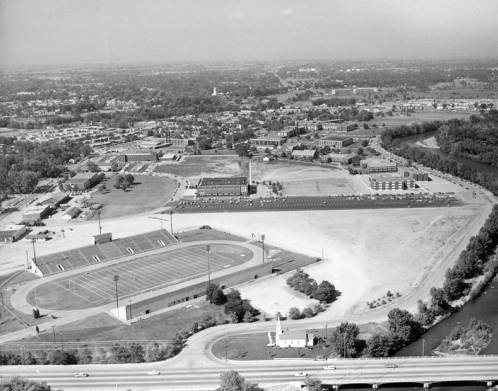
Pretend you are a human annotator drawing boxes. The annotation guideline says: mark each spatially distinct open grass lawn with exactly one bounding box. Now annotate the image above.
[211,323,388,361]
[90,175,178,219]
[16,302,227,344]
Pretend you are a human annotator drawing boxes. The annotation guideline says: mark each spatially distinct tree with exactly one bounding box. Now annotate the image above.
[365,334,401,357]
[288,307,302,320]
[86,161,100,172]
[1,377,53,391]
[110,160,120,171]
[235,143,251,157]
[219,370,263,391]
[303,376,322,391]
[206,283,227,305]
[331,322,361,358]
[387,308,424,343]
[314,280,340,303]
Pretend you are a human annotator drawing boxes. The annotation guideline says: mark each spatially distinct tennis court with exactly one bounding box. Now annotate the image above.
[28,243,253,310]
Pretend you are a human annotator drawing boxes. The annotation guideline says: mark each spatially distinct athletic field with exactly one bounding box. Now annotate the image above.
[27,243,253,311]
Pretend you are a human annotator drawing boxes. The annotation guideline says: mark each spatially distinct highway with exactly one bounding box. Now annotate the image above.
[1,356,498,390]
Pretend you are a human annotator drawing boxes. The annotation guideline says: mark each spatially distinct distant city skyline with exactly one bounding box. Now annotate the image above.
[1,0,498,66]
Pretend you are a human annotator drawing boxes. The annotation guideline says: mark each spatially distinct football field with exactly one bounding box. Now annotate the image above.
[27,243,253,311]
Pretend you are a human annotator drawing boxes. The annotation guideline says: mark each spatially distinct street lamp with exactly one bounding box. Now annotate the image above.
[261,234,265,264]
[113,275,119,309]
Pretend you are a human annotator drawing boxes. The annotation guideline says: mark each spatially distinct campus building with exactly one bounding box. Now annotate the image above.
[360,158,397,174]
[291,149,318,161]
[399,167,429,181]
[317,136,354,148]
[369,175,415,191]
[66,172,104,192]
[120,152,159,162]
[0,224,27,243]
[250,137,286,150]
[22,205,51,224]
[197,177,248,197]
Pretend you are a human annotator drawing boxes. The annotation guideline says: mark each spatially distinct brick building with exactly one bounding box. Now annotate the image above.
[197,177,248,197]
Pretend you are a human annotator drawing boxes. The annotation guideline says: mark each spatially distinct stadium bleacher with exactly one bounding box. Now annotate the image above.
[34,229,177,276]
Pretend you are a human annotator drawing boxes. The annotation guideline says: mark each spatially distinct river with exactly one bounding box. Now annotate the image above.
[345,134,498,390]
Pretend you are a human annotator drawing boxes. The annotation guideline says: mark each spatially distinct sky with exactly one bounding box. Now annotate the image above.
[1,0,497,66]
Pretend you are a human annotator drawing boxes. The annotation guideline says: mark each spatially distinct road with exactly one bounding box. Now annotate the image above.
[1,355,498,390]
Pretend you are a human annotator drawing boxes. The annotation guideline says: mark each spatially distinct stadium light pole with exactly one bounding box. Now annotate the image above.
[113,275,120,309]
[169,210,174,235]
[31,239,37,266]
[261,234,265,264]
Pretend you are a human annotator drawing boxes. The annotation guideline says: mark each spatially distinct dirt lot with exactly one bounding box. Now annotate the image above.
[89,175,178,219]
[251,161,370,196]
[154,155,248,178]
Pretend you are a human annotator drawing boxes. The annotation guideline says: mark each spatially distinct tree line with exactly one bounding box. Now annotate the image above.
[381,112,498,195]
[0,138,92,197]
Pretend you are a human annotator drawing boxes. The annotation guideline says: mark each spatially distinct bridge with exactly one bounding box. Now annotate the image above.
[1,355,497,390]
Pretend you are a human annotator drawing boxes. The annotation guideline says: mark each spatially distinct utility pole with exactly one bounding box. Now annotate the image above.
[206,244,211,286]
[97,209,102,236]
[422,338,425,356]
[261,234,265,264]
[113,275,119,309]
[31,239,37,266]
[52,326,56,343]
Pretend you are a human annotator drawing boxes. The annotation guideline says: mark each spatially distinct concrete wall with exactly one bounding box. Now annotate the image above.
[124,262,273,320]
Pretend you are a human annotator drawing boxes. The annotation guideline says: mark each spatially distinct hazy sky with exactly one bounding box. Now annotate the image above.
[1,0,497,65]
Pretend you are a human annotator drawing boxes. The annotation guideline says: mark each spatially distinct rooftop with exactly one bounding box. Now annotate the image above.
[199,177,248,186]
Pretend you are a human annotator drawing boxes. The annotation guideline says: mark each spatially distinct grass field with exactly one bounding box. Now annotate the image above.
[16,302,228,345]
[211,322,388,360]
[27,243,253,310]
[154,155,248,178]
[90,175,178,219]
[251,161,370,196]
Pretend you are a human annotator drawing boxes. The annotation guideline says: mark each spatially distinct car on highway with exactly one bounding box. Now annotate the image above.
[74,372,89,377]
[147,370,161,375]
[323,365,336,370]
[293,372,308,377]
[384,363,398,368]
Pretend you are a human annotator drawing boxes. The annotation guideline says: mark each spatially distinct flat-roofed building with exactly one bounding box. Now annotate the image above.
[0,224,27,243]
[197,176,248,197]
[38,191,69,208]
[170,138,195,148]
[66,172,104,191]
[291,149,318,160]
[23,205,51,224]
[317,136,354,148]
[122,152,159,162]
[400,167,429,181]
[369,175,415,191]
[360,158,397,174]
[324,152,356,163]
[250,137,286,149]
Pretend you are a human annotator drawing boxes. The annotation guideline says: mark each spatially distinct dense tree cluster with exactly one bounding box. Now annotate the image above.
[436,111,498,167]
[218,370,264,391]
[114,173,134,191]
[381,112,498,195]
[417,205,498,321]
[206,284,259,323]
[286,269,341,304]
[0,139,92,196]
[0,377,53,391]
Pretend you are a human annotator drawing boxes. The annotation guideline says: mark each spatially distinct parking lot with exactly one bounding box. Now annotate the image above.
[174,193,459,213]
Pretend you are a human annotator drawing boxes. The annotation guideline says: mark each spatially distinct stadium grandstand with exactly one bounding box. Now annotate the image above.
[31,229,177,276]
